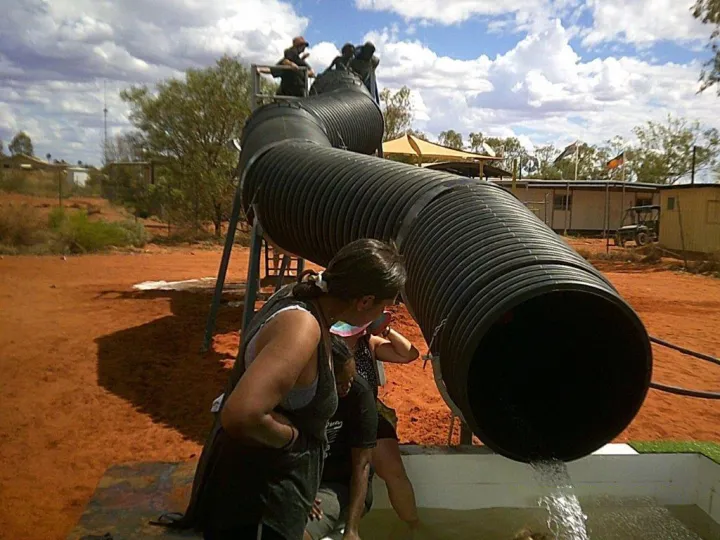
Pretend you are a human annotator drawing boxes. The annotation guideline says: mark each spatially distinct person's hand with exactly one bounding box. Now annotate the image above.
[301,52,310,60]
[367,311,391,336]
[308,498,323,521]
[342,529,361,540]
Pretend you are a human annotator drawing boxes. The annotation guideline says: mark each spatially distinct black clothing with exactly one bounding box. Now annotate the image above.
[354,335,399,441]
[353,335,379,398]
[278,47,311,97]
[323,376,377,512]
[377,414,398,440]
[173,286,337,540]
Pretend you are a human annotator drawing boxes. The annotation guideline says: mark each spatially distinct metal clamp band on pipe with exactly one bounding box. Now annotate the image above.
[234,68,653,463]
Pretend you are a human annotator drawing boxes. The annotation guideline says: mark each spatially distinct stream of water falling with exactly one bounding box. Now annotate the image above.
[532,460,589,540]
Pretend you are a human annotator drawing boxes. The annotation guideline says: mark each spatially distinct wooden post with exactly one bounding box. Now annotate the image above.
[677,196,689,270]
[58,167,63,208]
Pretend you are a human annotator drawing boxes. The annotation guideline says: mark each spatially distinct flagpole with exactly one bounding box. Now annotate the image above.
[620,156,627,230]
[574,142,579,182]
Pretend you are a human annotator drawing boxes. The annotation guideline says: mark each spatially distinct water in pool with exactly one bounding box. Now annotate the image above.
[358,504,720,539]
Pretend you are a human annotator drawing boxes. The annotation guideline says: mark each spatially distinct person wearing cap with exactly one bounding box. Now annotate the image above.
[278,36,316,97]
[325,43,356,73]
[330,311,420,532]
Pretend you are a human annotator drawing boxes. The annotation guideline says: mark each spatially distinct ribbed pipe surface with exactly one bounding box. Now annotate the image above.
[237,70,653,462]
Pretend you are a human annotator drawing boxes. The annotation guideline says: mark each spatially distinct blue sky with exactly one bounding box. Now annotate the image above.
[0,0,718,165]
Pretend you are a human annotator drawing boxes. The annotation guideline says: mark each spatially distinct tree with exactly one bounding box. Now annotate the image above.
[631,114,720,184]
[468,132,484,153]
[438,129,463,149]
[0,139,4,156]
[9,132,33,156]
[406,128,428,141]
[484,136,529,174]
[380,86,413,141]
[692,0,720,94]
[122,55,254,235]
[531,144,561,179]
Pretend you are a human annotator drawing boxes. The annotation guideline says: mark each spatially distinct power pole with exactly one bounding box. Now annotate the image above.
[690,145,697,185]
[103,80,109,167]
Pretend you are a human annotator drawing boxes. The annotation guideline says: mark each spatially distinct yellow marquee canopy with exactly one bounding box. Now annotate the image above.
[382,133,495,162]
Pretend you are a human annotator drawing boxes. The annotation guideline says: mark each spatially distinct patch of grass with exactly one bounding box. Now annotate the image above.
[0,206,147,255]
[629,441,720,465]
[50,210,147,253]
[574,247,643,264]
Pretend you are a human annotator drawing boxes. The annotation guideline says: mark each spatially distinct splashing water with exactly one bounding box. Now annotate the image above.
[532,460,589,540]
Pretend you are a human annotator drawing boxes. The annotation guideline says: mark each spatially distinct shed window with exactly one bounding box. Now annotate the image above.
[553,194,572,211]
[708,200,720,225]
[636,197,653,207]
[667,197,675,211]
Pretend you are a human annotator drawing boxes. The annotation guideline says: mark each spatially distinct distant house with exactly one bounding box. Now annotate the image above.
[659,184,720,255]
[489,180,660,234]
[66,167,90,186]
[1,153,61,171]
[422,161,661,234]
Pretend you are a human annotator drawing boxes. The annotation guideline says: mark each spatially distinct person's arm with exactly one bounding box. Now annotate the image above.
[370,330,419,364]
[221,310,321,447]
[344,381,378,539]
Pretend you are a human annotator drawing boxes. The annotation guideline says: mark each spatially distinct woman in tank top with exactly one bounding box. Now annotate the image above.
[334,314,421,531]
[166,239,406,540]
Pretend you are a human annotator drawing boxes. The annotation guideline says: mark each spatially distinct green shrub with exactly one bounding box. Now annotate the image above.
[51,211,147,253]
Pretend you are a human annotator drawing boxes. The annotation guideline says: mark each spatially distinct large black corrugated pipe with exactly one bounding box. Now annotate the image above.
[240,143,653,462]
[238,70,383,214]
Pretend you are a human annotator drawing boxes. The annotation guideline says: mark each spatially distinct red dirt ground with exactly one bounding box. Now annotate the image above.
[1,247,719,540]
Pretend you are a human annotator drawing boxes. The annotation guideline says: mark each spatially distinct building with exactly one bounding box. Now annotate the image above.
[66,167,90,186]
[1,153,61,171]
[421,161,661,234]
[659,184,720,255]
[492,180,660,234]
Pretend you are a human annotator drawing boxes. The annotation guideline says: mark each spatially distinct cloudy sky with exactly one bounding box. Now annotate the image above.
[1,0,719,165]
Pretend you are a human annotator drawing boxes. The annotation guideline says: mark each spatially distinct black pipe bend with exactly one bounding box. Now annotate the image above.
[235,69,653,463]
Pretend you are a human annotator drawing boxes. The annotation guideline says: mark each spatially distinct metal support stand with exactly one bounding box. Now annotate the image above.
[242,222,264,333]
[201,64,308,353]
[200,179,248,353]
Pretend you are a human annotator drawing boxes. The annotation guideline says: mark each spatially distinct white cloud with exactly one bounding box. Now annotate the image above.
[354,0,545,25]
[582,0,708,46]
[368,20,720,151]
[355,0,712,49]
[0,0,308,164]
[2,0,718,168]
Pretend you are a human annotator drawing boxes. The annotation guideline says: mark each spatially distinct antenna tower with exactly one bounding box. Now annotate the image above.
[103,80,109,165]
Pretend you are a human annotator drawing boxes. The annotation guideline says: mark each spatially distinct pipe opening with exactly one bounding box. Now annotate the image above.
[467,289,651,462]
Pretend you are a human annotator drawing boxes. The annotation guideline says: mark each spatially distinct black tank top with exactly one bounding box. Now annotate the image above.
[176,286,337,539]
[354,335,379,399]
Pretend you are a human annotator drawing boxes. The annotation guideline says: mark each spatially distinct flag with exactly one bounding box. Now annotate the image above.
[606,152,624,169]
[553,141,578,164]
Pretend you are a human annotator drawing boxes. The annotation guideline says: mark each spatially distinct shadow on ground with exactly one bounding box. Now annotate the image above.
[95,289,243,444]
